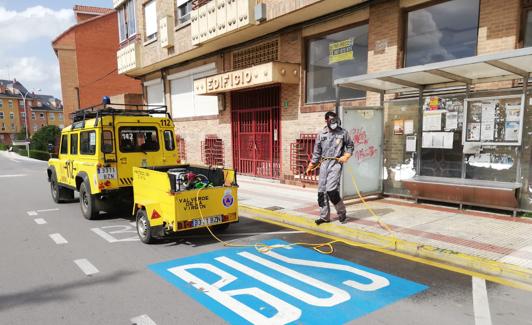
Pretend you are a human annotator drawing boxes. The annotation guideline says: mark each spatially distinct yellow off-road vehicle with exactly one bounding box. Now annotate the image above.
[47,103,180,220]
[47,102,239,244]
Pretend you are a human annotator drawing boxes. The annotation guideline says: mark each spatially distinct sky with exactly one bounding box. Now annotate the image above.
[0,0,113,100]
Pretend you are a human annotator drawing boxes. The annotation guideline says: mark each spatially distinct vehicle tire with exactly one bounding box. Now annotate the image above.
[213,223,230,232]
[79,180,99,220]
[136,209,155,244]
[50,171,74,203]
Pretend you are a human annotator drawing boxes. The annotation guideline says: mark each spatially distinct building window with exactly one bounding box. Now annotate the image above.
[10,122,15,130]
[176,0,192,26]
[405,0,480,67]
[1,122,5,131]
[58,113,63,120]
[33,125,37,132]
[19,100,24,107]
[50,113,55,121]
[40,113,45,119]
[0,112,3,119]
[9,112,14,120]
[144,0,157,41]
[31,112,36,120]
[36,101,42,107]
[8,100,13,109]
[118,0,137,42]
[201,135,224,166]
[169,64,218,118]
[21,112,26,119]
[306,24,368,104]
[145,79,165,106]
[0,101,3,108]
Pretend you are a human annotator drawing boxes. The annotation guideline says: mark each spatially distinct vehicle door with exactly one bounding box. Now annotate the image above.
[57,133,70,185]
[65,132,79,188]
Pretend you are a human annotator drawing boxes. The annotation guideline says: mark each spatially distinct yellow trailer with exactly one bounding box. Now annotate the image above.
[132,165,238,244]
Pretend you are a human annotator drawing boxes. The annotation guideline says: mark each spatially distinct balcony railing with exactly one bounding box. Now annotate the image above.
[117,41,140,74]
[191,0,256,46]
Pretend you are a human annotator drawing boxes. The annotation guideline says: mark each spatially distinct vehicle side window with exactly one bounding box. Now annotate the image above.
[60,135,68,155]
[164,130,175,151]
[80,131,96,155]
[70,133,78,155]
[119,127,159,153]
[102,130,114,153]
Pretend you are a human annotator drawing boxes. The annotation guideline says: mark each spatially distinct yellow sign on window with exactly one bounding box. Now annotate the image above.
[329,38,355,64]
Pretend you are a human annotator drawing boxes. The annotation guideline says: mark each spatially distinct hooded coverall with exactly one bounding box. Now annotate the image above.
[311,126,354,221]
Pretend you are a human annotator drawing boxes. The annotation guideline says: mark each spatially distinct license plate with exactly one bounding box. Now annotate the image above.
[192,216,222,227]
[97,167,117,180]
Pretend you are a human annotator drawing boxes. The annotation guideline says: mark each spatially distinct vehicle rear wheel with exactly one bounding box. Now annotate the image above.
[136,209,155,244]
[50,171,74,203]
[79,180,99,220]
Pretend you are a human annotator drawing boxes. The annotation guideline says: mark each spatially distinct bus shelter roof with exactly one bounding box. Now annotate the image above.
[335,47,532,94]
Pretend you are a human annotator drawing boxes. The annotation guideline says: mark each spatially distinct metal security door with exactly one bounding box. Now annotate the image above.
[231,87,280,179]
[341,107,383,197]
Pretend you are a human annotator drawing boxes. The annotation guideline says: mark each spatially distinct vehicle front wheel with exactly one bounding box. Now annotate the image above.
[136,209,155,244]
[79,180,99,220]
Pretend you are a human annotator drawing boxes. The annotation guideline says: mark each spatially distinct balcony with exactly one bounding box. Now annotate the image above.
[191,0,255,46]
[112,0,127,9]
[117,42,141,74]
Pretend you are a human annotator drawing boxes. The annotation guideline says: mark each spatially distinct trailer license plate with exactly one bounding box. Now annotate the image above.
[192,216,222,227]
[97,167,117,180]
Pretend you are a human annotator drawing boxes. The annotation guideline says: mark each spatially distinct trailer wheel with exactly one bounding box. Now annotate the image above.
[50,171,74,203]
[213,223,230,232]
[79,180,98,220]
[136,209,155,244]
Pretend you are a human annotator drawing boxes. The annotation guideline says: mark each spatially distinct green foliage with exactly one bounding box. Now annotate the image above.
[16,127,27,141]
[30,125,61,151]
[29,150,51,161]
[0,144,7,151]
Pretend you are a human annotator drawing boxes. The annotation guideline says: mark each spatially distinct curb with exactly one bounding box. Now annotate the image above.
[239,204,532,290]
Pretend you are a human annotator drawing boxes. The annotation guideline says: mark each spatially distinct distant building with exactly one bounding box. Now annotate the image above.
[0,79,63,145]
[52,5,142,125]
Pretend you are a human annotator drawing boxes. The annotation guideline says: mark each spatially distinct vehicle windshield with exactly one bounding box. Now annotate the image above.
[119,126,160,153]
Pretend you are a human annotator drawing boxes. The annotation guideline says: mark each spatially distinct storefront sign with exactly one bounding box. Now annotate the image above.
[194,62,300,95]
[329,38,355,64]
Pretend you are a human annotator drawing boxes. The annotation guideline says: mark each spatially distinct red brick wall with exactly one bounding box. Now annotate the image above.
[74,12,142,110]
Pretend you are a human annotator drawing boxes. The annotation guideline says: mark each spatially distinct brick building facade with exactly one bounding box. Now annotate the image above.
[115,0,532,211]
[53,5,142,125]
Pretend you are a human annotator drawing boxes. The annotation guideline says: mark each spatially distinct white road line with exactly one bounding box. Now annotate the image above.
[49,233,68,245]
[130,314,157,325]
[472,277,492,325]
[0,174,27,178]
[34,218,47,225]
[74,259,99,276]
[27,211,38,216]
[36,208,60,213]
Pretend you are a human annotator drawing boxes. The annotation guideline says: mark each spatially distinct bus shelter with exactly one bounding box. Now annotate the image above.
[335,47,532,215]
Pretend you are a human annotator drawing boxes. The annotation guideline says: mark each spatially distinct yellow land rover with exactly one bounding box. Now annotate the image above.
[47,103,179,220]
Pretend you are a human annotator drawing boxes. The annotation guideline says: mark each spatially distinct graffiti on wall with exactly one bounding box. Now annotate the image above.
[352,127,377,163]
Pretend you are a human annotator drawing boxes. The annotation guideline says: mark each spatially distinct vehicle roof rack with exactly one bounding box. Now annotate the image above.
[70,103,170,124]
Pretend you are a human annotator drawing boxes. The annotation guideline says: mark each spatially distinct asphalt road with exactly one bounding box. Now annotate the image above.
[0,151,531,325]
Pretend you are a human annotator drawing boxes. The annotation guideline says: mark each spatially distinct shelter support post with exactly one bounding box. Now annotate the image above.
[416,87,425,175]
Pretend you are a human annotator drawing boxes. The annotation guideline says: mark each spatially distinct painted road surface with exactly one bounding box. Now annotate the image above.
[1,152,531,324]
[150,239,427,324]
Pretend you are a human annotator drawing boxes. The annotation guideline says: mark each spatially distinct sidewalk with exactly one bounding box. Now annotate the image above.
[237,176,532,288]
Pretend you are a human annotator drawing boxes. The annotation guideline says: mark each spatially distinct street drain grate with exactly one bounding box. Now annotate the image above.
[264,206,284,211]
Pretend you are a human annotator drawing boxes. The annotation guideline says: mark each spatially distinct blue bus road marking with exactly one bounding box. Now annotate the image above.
[149,239,427,325]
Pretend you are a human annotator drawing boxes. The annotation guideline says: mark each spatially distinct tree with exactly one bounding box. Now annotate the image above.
[30,126,61,151]
[15,127,26,141]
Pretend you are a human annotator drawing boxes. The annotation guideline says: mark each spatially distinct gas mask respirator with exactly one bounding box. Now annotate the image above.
[327,117,339,130]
